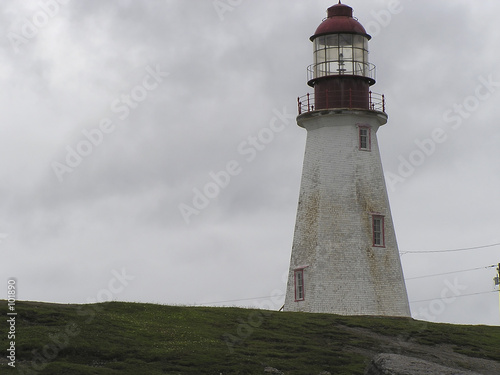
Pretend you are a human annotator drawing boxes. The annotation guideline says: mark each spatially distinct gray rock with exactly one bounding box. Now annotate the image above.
[264,367,284,375]
[365,353,483,375]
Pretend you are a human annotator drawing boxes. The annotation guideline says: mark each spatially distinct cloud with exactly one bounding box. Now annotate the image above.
[1,0,499,325]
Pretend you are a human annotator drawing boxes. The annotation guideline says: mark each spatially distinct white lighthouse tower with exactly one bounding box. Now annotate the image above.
[283,2,411,317]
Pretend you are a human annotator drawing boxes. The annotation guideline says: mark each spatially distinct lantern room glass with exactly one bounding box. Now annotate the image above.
[313,33,369,79]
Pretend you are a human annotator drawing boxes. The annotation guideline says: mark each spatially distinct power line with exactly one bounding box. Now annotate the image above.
[405,265,496,281]
[192,294,283,306]
[191,259,499,306]
[194,289,498,308]
[410,290,497,304]
[400,242,500,255]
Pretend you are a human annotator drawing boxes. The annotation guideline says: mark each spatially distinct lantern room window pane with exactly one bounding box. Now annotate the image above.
[314,62,328,78]
[339,34,352,46]
[315,49,326,65]
[325,62,334,75]
[353,35,364,49]
[354,62,366,76]
[326,34,338,47]
[326,47,339,63]
[339,47,352,61]
[353,47,364,62]
[344,61,354,74]
[314,36,326,51]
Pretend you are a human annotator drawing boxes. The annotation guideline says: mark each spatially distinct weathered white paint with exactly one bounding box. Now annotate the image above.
[283,109,411,317]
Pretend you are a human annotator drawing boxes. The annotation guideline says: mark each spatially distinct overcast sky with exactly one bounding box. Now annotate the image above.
[1,0,499,326]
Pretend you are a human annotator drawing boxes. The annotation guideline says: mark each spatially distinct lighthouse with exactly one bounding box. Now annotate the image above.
[283,2,411,317]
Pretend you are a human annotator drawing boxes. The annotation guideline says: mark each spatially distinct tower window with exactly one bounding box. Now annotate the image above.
[359,126,371,151]
[372,215,385,247]
[294,269,305,301]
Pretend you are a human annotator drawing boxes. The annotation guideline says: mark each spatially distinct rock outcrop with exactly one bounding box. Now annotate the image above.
[365,353,483,375]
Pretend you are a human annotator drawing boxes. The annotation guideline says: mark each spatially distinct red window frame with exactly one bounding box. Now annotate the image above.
[372,215,385,247]
[358,125,371,151]
[294,268,305,301]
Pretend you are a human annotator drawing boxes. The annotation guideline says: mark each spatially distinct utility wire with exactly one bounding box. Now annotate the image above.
[192,295,284,306]
[405,265,496,281]
[410,290,497,304]
[192,248,500,306]
[400,242,500,255]
[193,262,498,306]
[195,289,498,307]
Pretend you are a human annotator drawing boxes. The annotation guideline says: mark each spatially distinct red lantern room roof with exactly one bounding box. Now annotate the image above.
[311,2,371,41]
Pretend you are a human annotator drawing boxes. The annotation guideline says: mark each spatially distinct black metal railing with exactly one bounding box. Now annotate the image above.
[297,90,385,114]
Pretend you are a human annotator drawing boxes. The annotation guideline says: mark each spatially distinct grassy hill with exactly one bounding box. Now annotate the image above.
[1,300,499,374]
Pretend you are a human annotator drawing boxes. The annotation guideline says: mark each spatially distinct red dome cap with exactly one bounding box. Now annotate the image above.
[311,2,371,41]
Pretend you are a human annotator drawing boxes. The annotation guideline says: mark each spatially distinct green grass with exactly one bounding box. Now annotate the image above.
[1,300,499,374]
